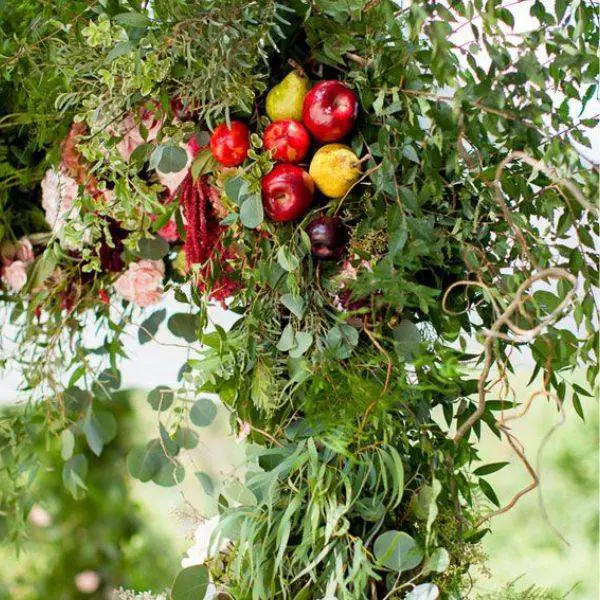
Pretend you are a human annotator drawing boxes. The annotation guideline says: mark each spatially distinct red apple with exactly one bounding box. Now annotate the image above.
[306,216,347,259]
[210,121,250,167]
[302,81,358,142]
[261,164,315,222]
[263,119,311,163]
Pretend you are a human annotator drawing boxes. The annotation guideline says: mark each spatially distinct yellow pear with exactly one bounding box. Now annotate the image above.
[266,71,309,122]
[309,144,361,198]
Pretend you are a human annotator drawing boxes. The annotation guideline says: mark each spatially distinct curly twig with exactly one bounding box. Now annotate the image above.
[475,389,569,546]
[452,267,577,444]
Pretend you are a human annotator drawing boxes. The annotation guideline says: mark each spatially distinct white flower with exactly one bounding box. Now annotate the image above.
[181,515,230,568]
[405,583,439,600]
[41,167,79,233]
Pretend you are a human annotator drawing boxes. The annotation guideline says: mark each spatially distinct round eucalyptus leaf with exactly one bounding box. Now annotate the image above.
[168,313,198,343]
[174,427,199,449]
[152,458,185,487]
[156,144,188,173]
[171,565,210,600]
[138,236,169,260]
[147,385,175,411]
[373,530,423,572]
[127,440,163,482]
[190,398,217,427]
[423,547,450,575]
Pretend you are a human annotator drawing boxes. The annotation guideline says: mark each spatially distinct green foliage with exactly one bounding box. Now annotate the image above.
[0,0,598,597]
[0,393,177,598]
[477,581,568,600]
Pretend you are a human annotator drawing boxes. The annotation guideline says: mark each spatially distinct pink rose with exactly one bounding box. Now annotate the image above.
[1,237,35,292]
[157,217,180,242]
[114,259,165,307]
[1,238,34,265]
[2,261,29,292]
[41,168,78,232]
[16,238,34,263]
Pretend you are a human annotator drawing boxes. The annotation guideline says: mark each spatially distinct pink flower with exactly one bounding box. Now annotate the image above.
[235,421,251,444]
[1,238,34,265]
[16,238,34,263]
[157,218,180,242]
[114,259,165,307]
[2,261,29,291]
[157,137,202,194]
[74,571,101,594]
[1,238,35,292]
[28,504,52,528]
[113,111,162,162]
[41,168,79,232]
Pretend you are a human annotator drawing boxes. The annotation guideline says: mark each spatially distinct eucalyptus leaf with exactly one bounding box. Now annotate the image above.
[147,385,175,411]
[277,246,299,272]
[422,547,450,575]
[60,429,75,461]
[168,313,198,343]
[156,145,188,173]
[127,441,163,482]
[280,293,305,319]
[190,398,217,427]
[276,324,295,352]
[195,471,215,496]
[171,565,210,600]
[138,308,166,344]
[224,175,248,205]
[239,193,264,229]
[373,530,423,572]
[114,12,152,28]
[138,236,170,260]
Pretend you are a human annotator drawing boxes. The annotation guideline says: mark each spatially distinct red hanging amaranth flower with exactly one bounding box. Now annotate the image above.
[180,174,239,303]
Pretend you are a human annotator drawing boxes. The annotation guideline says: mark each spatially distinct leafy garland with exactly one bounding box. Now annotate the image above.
[0,1,598,599]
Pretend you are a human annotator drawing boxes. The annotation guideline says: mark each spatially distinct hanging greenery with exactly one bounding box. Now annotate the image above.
[0,0,598,598]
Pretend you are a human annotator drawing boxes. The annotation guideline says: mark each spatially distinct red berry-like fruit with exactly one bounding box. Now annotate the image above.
[306,216,347,259]
[302,81,358,143]
[210,121,250,167]
[261,164,315,222]
[263,119,311,163]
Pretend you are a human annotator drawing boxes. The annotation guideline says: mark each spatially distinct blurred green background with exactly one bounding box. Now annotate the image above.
[0,368,597,599]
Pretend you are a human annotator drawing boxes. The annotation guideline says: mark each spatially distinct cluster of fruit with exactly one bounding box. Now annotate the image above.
[209,72,363,260]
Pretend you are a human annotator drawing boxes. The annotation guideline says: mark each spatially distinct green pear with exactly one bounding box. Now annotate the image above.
[266,71,309,122]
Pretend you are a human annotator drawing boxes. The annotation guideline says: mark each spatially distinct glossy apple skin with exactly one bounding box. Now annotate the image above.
[261,164,315,222]
[302,81,358,142]
[263,120,311,163]
[210,121,250,167]
[306,216,347,259]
